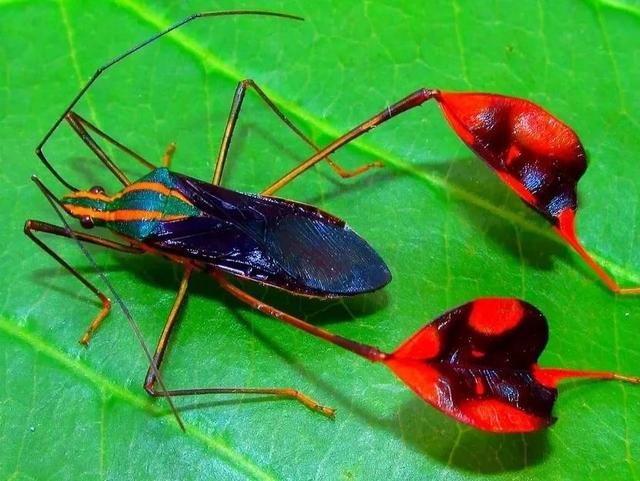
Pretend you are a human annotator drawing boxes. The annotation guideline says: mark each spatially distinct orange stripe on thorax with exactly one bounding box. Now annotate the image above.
[120,182,192,204]
[65,181,193,205]
[64,205,188,222]
[64,191,111,202]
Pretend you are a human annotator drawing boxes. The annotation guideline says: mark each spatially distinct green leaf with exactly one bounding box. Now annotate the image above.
[2,0,640,479]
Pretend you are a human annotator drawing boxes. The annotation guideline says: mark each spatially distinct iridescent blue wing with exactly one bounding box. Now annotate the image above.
[145,172,391,297]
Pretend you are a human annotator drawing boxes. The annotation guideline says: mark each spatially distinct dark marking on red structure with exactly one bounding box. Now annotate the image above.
[433,91,586,224]
[382,298,640,432]
[429,92,639,293]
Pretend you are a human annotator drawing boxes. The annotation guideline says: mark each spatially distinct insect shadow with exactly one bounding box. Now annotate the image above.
[30,248,390,326]
[415,157,571,271]
[159,255,391,324]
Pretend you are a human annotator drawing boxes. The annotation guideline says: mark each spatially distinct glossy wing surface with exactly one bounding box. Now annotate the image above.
[145,172,391,296]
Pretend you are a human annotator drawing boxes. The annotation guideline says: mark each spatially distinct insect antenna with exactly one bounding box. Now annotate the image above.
[36,10,304,192]
[31,175,186,432]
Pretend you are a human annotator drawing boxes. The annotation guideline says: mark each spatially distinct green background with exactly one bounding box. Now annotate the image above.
[1,0,639,480]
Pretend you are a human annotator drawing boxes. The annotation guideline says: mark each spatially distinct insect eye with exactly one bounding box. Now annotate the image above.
[90,185,105,194]
[80,216,95,229]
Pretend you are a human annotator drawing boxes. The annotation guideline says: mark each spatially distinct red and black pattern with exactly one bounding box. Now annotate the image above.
[383,298,637,432]
[433,92,587,225]
[416,90,636,293]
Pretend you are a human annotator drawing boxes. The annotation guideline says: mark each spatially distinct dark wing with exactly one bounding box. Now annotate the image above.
[385,298,557,432]
[145,172,391,297]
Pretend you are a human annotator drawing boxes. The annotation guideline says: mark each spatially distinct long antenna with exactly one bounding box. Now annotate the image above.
[31,175,186,432]
[36,10,304,191]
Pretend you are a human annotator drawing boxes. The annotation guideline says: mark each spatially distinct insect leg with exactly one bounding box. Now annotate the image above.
[144,268,336,416]
[65,111,158,187]
[142,265,193,395]
[143,266,335,416]
[262,88,438,195]
[24,219,143,344]
[212,272,387,363]
[70,112,179,170]
[162,142,177,168]
[212,79,383,186]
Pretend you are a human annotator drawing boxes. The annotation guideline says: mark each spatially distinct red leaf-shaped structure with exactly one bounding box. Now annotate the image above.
[216,283,640,432]
[435,92,586,222]
[383,298,639,432]
[430,91,637,294]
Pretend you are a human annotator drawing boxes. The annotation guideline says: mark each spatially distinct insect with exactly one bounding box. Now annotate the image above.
[27,11,390,420]
[217,293,638,432]
[262,90,639,294]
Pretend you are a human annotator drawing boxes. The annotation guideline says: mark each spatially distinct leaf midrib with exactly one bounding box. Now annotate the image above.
[110,0,640,286]
[583,0,640,20]
[0,318,279,481]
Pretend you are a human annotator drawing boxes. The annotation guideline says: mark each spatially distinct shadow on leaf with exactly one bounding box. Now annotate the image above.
[410,157,572,271]
[394,397,550,472]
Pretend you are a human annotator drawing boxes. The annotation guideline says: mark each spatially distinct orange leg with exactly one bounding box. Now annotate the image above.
[143,266,335,417]
[212,271,387,363]
[212,78,383,187]
[262,89,438,195]
[24,219,142,344]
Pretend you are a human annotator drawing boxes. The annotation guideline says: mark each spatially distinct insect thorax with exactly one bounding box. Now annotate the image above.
[62,168,200,240]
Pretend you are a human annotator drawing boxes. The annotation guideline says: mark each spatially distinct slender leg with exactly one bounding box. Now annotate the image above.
[262,89,438,195]
[68,112,177,172]
[143,265,193,393]
[144,266,335,417]
[24,219,143,344]
[162,142,177,168]
[212,78,383,186]
[65,111,157,187]
[212,271,387,363]
[36,11,304,193]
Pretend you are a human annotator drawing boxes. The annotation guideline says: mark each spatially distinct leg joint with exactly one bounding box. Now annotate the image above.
[99,295,111,309]
[144,381,157,397]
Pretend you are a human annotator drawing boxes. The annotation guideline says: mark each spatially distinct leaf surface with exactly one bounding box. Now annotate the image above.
[1,0,639,480]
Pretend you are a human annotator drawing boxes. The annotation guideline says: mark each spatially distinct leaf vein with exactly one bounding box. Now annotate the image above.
[586,0,640,20]
[0,317,279,481]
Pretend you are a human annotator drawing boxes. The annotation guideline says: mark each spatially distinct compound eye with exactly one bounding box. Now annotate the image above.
[80,216,95,229]
[90,185,105,194]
